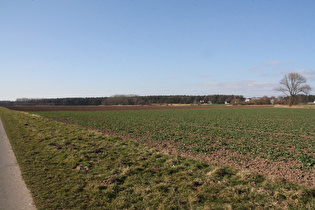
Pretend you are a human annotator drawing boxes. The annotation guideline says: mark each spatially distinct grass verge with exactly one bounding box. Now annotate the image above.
[0,107,314,209]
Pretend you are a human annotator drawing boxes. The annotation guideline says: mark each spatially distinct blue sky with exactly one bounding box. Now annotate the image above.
[1,0,315,100]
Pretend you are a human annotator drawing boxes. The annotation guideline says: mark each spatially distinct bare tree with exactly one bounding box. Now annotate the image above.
[274,73,311,106]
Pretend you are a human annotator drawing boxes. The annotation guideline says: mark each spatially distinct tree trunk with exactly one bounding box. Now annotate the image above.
[289,95,294,106]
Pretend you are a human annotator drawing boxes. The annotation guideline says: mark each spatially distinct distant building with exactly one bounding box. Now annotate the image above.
[200,100,212,104]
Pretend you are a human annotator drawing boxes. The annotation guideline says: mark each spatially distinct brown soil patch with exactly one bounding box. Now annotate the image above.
[99,177,119,186]
[74,164,90,171]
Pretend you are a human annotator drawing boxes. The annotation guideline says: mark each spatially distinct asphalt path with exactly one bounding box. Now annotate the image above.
[0,119,36,210]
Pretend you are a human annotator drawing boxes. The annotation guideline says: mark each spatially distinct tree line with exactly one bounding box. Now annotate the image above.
[1,95,244,106]
[1,94,314,107]
[1,73,312,107]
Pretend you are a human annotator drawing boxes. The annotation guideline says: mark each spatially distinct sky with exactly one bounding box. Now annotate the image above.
[1,0,315,101]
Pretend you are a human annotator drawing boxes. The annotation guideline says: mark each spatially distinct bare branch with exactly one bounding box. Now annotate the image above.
[298,84,312,94]
[274,72,312,106]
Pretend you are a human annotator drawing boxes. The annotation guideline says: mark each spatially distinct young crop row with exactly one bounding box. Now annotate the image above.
[33,108,315,167]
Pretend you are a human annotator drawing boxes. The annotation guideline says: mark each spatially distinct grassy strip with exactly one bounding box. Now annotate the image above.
[0,107,314,209]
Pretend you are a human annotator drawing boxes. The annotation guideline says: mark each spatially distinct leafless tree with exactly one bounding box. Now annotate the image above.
[274,73,311,106]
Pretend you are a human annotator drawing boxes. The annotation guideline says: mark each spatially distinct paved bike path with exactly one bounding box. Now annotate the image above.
[0,119,36,210]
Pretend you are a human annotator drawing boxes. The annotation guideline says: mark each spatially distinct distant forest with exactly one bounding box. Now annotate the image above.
[0,94,314,107]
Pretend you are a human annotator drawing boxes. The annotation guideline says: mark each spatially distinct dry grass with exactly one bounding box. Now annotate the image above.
[274,104,315,109]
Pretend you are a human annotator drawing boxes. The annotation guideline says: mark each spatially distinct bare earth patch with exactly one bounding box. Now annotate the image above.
[74,164,90,171]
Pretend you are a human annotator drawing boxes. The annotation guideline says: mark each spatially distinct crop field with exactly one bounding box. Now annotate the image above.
[1,106,314,209]
[29,107,315,187]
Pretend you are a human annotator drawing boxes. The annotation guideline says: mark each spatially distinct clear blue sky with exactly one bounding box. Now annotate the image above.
[1,0,315,101]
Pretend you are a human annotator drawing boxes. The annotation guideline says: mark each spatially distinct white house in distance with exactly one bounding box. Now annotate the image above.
[245,98,251,103]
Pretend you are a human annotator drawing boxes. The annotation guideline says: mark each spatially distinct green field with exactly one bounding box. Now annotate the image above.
[1,107,314,209]
[34,108,315,167]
